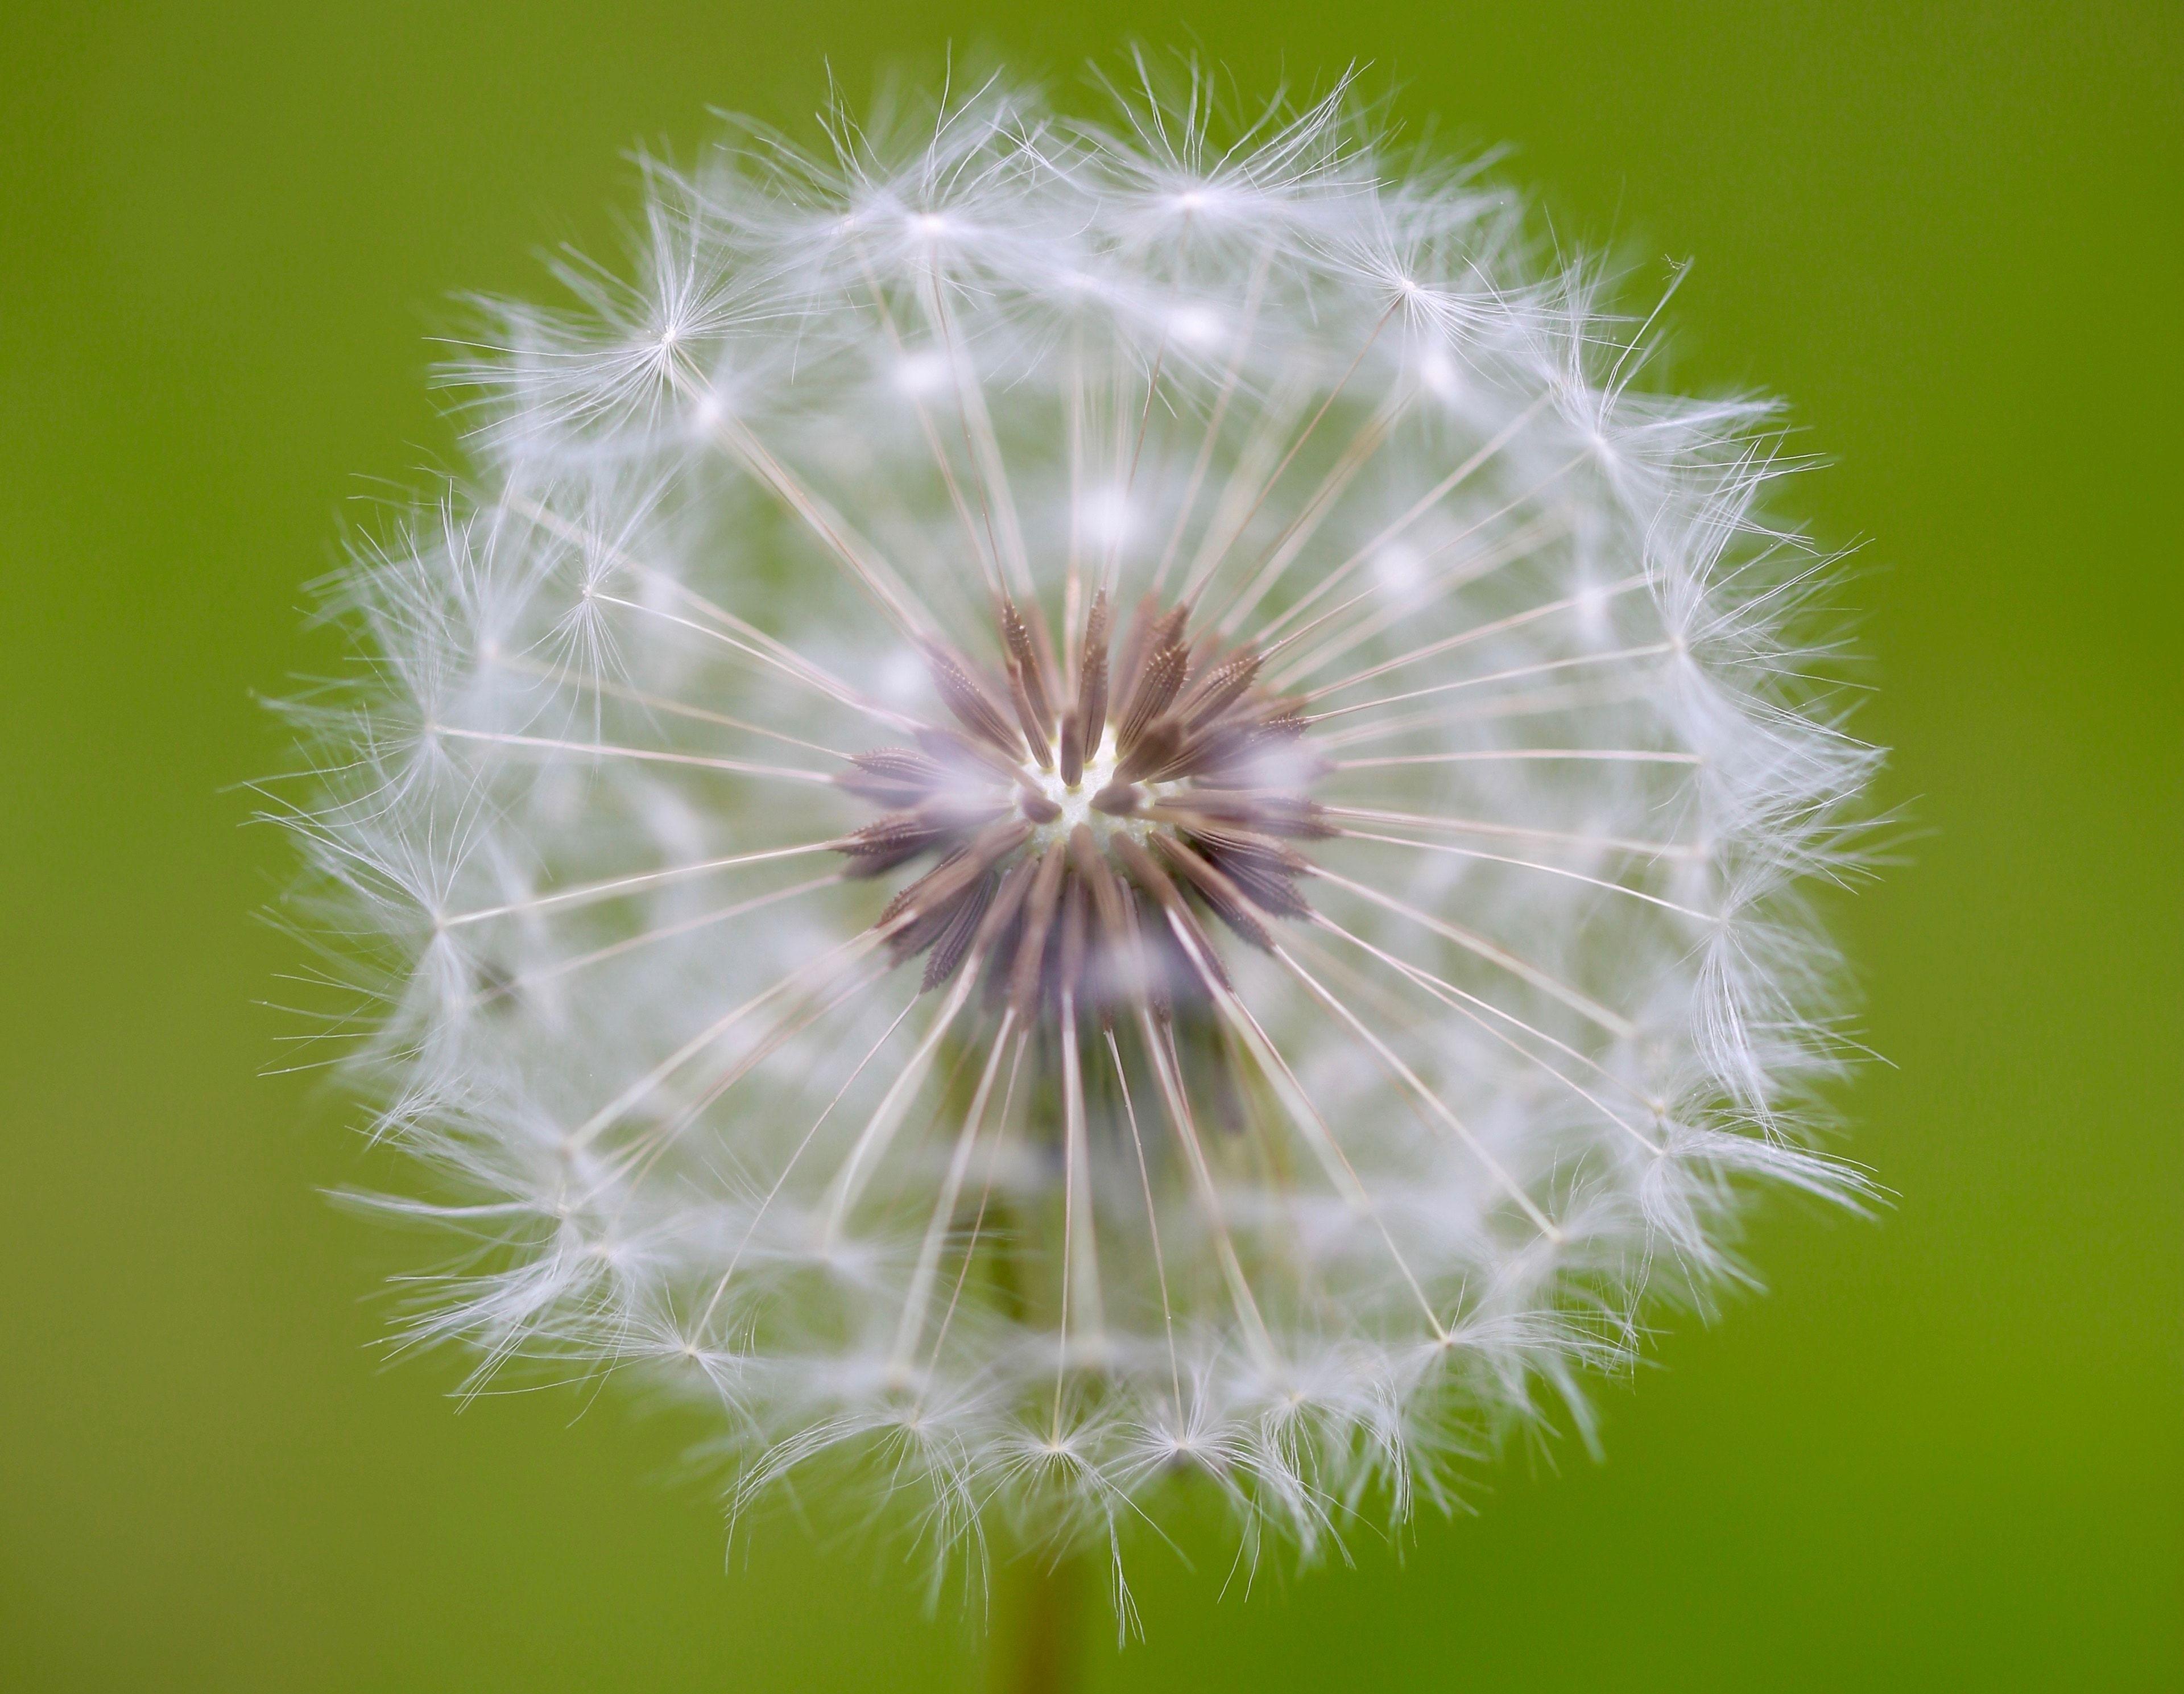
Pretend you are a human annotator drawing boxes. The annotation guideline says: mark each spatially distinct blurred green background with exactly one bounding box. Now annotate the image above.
[2,2,2176,1688]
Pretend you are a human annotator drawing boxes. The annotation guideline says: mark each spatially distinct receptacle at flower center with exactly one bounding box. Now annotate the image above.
[832,593,1331,1015]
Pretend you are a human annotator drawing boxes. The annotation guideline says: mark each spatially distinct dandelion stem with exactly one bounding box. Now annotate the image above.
[990,1548,1086,1694]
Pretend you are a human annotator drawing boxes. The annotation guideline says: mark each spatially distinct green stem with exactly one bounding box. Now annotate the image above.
[991,1546,1086,1694]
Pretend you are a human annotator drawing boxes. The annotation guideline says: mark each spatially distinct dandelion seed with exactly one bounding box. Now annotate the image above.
[277,64,1879,1598]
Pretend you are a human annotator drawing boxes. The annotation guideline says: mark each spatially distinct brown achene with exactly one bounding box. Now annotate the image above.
[835,592,1335,1027]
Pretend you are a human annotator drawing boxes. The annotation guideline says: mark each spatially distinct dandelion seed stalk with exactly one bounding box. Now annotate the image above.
[991,1547,1087,1694]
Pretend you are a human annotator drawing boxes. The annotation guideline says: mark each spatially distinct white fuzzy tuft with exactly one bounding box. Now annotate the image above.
[272,65,1880,1585]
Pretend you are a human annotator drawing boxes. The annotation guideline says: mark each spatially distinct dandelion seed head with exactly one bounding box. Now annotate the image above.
[279,64,1879,1580]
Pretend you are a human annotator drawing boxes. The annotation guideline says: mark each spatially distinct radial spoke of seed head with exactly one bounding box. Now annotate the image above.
[590,593,918,735]
[922,1027,1031,1377]
[1160,908,1449,1338]
[890,1007,1018,1371]
[487,651,857,762]
[1304,642,1680,729]
[1135,1003,1279,1368]
[1273,945,1562,1242]
[1210,390,1409,638]
[635,563,894,711]
[1060,337,1088,614]
[1248,538,1471,677]
[921,273,1035,600]
[1148,243,1275,594]
[429,726,837,786]
[440,837,847,929]
[1266,495,1583,696]
[1052,994,1108,1432]
[1310,910,1659,1147]
[1174,374,1313,605]
[1296,573,1652,704]
[679,375,936,642]
[599,962,894,1199]
[1331,747,1702,769]
[853,255,1008,601]
[1336,827,1716,921]
[566,925,886,1151]
[1102,320,1177,603]
[1308,679,1666,748]
[500,494,920,730]
[1093,354,1132,604]
[473,871,845,1005]
[1321,805,1695,861]
[1261,517,1578,693]
[1309,863,1635,1036]
[696,993,923,1337]
[1252,395,1562,646]
[1105,1024,1182,1409]
[1180,300,1401,613]
[1263,513,1570,691]
[818,966,981,1243]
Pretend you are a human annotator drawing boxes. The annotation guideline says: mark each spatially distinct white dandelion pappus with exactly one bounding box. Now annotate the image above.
[279,71,1879,1580]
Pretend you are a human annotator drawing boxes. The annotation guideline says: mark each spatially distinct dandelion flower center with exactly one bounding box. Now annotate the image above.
[841,596,1326,1036]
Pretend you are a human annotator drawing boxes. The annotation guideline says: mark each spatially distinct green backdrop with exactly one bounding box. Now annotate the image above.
[3,3,2176,1688]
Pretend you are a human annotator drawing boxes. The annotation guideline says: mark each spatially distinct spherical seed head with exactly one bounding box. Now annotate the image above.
[279,67,1879,1574]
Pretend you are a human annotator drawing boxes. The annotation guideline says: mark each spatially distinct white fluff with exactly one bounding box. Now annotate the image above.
[272,66,1879,1586]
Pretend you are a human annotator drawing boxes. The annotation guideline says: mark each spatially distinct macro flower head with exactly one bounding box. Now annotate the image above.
[277,66,1879,1585]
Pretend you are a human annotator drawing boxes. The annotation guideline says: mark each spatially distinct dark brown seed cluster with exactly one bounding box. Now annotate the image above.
[835,594,1334,1022]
